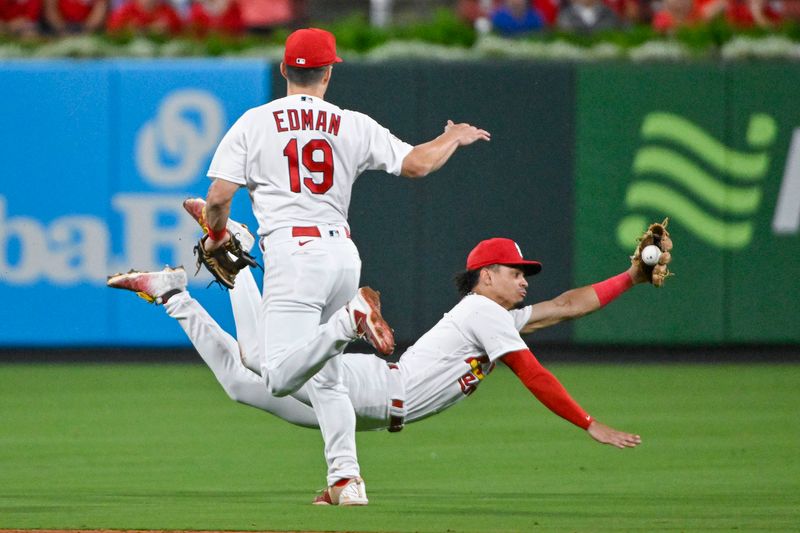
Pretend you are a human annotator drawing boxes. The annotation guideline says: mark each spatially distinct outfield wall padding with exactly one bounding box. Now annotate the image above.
[1,60,798,348]
[573,63,800,344]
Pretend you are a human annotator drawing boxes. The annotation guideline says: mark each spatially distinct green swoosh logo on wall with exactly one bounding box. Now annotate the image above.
[642,112,776,180]
[622,182,754,249]
[633,147,763,213]
[618,112,776,250]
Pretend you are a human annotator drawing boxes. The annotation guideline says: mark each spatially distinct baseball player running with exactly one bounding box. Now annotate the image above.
[196,28,490,503]
[109,216,651,504]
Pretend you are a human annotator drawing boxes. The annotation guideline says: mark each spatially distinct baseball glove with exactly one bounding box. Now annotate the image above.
[631,218,674,287]
[194,233,259,289]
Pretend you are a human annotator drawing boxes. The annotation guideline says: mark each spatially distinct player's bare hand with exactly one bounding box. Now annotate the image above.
[587,420,641,449]
[445,120,491,145]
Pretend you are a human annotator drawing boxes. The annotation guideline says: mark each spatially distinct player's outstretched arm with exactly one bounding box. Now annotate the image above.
[587,420,641,449]
[502,349,594,429]
[521,263,647,334]
[502,349,642,449]
[400,120,490,178]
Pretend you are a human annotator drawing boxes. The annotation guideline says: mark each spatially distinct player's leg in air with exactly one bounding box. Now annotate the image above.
[106,205,396,431]
[108,260,398,431]
[106,203,319,429]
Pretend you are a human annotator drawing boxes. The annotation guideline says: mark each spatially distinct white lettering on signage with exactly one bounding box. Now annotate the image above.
[0,195,209,285]
[113,194,200,272]
[48,216,110,284]
[773,128,800,234]
[0,199,47,284]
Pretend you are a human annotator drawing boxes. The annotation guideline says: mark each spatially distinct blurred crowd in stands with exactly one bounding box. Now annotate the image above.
[460,0,800,35]
[1,0,799,40]
[0,0,300,38]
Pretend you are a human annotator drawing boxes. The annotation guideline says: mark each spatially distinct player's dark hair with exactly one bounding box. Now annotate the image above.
[454,265,499,297]
[454,270,479,297]
[285,65,330,86]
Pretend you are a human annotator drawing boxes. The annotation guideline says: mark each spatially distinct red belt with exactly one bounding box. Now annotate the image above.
[291,226,351,238]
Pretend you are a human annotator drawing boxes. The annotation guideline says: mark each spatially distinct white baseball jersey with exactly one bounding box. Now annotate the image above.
[167,268,536,433]
[207,94,414,236]
[398,294,532,422]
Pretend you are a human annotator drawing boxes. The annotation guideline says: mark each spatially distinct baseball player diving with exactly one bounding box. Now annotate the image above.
[108,204,673,505]
[182,27,490,504]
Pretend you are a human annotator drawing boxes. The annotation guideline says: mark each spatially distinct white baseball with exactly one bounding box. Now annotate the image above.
[641,245,662,266]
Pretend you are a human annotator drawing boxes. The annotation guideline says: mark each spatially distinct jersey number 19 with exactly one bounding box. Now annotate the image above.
[283,139,334,194]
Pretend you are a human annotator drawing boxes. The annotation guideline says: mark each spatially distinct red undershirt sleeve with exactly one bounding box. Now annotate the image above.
[501,348,593,430]
[592,271,633,307]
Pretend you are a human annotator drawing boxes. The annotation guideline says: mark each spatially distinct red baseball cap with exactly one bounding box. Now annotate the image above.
[284,28,343,69]
[466,238,542,276]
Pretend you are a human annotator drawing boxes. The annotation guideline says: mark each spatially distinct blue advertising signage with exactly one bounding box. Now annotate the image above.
[0,59,270,346]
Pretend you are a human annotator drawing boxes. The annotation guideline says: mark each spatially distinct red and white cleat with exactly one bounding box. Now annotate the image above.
[106,266,187,305]
[312,477,368,506]
[347,287,395,357]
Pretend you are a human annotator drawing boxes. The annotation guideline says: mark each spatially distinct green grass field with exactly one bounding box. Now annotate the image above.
[1,361,798,532]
